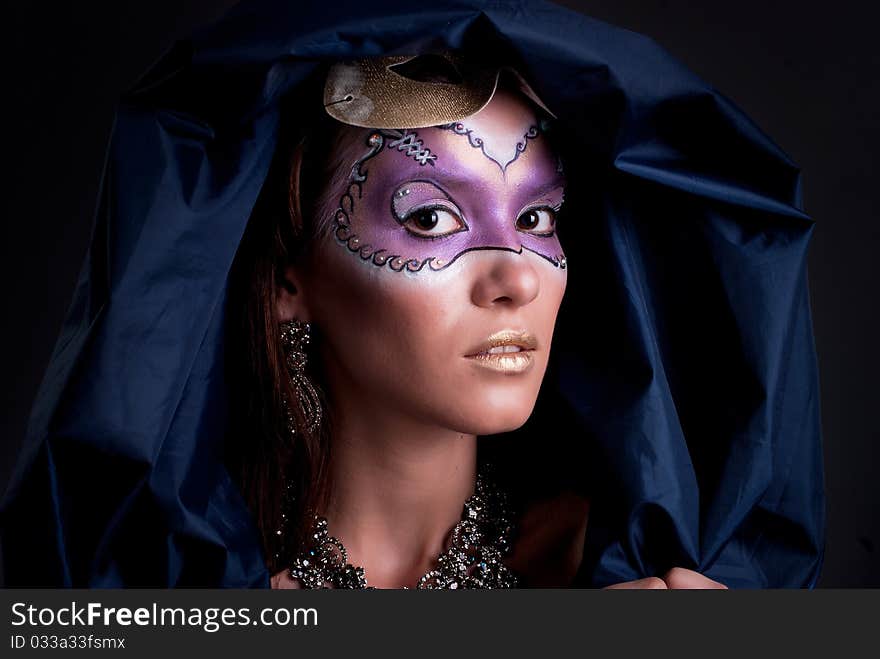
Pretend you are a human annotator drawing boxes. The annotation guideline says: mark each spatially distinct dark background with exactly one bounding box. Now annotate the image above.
[1,0,877,587]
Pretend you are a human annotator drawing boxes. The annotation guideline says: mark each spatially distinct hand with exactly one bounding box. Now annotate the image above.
[604,567,728,589]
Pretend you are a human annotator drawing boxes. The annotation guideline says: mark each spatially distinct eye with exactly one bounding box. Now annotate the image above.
[516,207,556,236]
[401,205,467,238]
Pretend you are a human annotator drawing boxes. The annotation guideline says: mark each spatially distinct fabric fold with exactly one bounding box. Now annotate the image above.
[1,0,823,589]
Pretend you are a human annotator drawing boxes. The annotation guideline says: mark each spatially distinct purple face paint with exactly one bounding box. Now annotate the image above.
[329,103,567,273]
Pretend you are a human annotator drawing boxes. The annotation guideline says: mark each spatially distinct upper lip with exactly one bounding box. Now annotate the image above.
[465,329,538,356]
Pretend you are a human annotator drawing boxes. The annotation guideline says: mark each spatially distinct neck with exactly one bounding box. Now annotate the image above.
[322,406,477,588]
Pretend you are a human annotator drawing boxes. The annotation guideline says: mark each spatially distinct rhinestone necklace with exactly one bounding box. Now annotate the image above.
[276,467,519,589]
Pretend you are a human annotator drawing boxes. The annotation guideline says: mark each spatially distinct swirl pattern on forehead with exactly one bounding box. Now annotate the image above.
[329,130,567,273]
[437,122,540,174]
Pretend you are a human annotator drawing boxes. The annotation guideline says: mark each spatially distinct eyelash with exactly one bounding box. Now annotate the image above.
[517,205,560,236]
[399,202,562,240]
[400,204,467,240]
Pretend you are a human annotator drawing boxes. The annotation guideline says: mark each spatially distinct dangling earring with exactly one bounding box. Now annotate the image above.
[279,319,323,437]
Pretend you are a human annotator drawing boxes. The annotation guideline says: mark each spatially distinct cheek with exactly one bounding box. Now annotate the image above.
[547,269,567,316]
[308,245,465,382]
[540,272,567,356]
[307,237,568,434]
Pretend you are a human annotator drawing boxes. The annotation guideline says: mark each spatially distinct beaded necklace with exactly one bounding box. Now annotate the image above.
[275,466,519,589]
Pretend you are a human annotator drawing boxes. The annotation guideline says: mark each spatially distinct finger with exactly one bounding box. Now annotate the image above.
[604,577,668,589]
[661,567,728,589]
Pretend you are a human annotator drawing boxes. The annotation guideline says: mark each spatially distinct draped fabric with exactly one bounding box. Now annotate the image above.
[1,0,824,588]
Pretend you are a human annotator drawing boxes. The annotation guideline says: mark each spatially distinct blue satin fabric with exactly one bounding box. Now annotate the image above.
[1,0,824,588]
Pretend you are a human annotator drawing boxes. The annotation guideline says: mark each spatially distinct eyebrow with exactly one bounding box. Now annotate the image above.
[394,171,566,201]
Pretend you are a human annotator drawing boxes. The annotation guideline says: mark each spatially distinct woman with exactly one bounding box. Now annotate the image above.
[0,0,824,589]
[236,66,579,588]
[226,58,725,588]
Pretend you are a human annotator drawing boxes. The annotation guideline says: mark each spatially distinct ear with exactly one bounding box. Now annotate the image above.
[288,137,307,239]
[276,263,312,324]
[277,138,311,324]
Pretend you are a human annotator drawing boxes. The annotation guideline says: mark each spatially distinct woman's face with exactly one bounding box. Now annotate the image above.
[297,89,568,435]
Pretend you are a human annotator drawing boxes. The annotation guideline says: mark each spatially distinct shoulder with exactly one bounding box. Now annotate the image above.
[504,490,590,588]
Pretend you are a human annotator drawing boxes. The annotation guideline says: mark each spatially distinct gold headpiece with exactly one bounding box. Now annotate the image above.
[323,52,554,129]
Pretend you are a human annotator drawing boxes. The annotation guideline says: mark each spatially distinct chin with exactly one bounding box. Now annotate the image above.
[452,403,537,436]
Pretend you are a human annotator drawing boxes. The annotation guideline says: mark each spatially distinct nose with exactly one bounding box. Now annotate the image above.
[470,251,541,309]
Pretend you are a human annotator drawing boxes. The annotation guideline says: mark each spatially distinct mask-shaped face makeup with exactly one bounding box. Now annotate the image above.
[329,88,567,273]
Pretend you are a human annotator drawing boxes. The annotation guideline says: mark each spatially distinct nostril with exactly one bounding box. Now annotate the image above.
[493,296,514,304]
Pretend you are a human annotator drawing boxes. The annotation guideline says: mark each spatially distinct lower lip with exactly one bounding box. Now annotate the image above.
[464,350,535,374]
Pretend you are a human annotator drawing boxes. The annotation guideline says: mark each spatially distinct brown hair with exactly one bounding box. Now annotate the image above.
[224,95,359,575]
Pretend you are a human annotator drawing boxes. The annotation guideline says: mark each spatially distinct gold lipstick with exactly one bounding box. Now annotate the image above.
[464,330,538,374]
